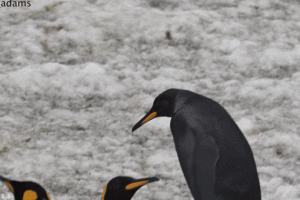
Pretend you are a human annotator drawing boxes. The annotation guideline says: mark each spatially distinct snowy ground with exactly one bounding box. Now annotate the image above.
[0,0,300,199]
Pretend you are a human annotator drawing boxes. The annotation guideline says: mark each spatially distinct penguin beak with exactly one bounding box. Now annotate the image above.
[132,110,157,132]
[125,177,159,190]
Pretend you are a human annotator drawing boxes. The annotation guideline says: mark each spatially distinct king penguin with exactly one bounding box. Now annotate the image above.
[0,175,51,200]
[101,176,159,200]
[132,89,261,200]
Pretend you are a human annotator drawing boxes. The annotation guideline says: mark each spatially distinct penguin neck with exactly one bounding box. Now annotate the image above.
[173,90,194,115]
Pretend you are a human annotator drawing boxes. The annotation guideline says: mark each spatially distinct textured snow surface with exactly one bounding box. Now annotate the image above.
[0,0,300,199]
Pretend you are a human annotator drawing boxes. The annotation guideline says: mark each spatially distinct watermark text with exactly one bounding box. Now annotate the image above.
[0,0,31,8]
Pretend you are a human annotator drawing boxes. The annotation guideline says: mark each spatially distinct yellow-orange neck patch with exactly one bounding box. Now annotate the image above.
[125,180,149,190]
[102,185,107,200]
[142,112,157,124]
[23,190,38,200]
[4,182,14,193]
[46,192,51,200]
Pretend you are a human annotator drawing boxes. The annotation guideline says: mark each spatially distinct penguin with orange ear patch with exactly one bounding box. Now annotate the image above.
[102,176,159,200]
[0,176,51,200]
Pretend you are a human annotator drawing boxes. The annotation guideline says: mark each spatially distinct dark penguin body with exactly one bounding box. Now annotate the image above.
[102,176,159,200]
[132,89,261,200]
[0,176,51,200]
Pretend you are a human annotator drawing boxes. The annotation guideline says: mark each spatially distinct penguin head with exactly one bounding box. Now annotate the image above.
[0,176,51,200]
[102,176,159,200]
[132,89,179,132]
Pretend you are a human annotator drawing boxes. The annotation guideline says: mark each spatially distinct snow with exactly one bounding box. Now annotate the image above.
[1,62,124,99]
[237,117,254,134]
[0,0,300,199]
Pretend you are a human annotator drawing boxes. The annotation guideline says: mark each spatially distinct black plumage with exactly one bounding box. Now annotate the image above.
[0,175,51,200]
[102,176,159,200]
[132,89,261,200]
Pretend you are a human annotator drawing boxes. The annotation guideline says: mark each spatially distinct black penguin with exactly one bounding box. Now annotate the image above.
[132,89,261,200]
[0,175,51,200]
[102,176,159,200]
